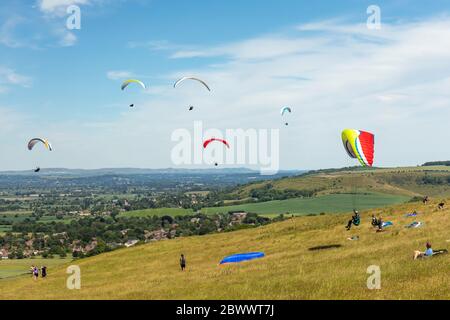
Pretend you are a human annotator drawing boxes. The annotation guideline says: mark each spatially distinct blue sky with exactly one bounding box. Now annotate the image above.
[1,0,450,170]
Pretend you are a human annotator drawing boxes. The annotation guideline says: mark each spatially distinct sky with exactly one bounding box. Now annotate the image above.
[1,0,450,171]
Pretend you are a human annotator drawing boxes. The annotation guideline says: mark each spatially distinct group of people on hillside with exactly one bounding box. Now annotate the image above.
[346,210,385,232]
[423,195,445,210]
[346,195,448,260]
[30,265,47,280]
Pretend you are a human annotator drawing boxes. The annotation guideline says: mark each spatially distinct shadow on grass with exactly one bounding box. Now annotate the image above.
[308,244,342,251]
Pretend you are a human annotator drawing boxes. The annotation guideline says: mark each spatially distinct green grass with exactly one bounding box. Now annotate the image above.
[38,216,74,224]
[0,257,73,279]
[202,193,409,215]
[0,200,448,299]
[120,193,410,218]
[0,225,12,233]
[0,211,32,216]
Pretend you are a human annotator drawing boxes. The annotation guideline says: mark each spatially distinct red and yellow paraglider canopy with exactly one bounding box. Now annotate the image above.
[341,129,374,167]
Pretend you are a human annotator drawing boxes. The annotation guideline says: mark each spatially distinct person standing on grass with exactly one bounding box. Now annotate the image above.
[41,266,47,278]
[32,266,39,280]
[180,254,186,271]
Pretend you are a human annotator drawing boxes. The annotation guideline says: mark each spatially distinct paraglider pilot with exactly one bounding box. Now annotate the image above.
[346,209,360,230]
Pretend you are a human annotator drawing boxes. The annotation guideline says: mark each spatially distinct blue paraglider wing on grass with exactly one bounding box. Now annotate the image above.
[220,252,265,264]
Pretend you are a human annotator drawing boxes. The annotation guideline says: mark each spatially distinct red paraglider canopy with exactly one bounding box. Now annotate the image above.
[203,138,230,149]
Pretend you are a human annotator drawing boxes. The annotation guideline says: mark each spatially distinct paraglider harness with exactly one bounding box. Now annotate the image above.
[346,212,360,230]
[352,214,361,226]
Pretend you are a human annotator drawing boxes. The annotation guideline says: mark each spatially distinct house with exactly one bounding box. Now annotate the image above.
[230,212,247,225]
[124,240,139,248]
[0,249,9,259]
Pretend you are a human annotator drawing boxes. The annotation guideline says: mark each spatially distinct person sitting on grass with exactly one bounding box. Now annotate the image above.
[422,196,429,204]
[346,210,360,231]
[438,202,445,210]
[414,242,433,260]
[376,216,384,232]
[371,214,379,227]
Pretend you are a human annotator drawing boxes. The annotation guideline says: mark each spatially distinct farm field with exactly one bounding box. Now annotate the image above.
[121,192,410,218]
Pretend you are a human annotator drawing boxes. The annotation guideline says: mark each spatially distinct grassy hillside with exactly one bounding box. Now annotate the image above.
[203,193,409,216]
[1,199,448,300]
[0,258,73,279]
[232,166,450,199]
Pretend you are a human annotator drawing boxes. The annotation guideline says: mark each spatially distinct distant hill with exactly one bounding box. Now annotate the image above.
[0,168,304,191]
[228,166,450,200]
[0,167,303,177]
[422,161,450,166]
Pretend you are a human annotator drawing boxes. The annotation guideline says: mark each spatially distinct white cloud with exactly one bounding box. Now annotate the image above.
[0,67,32,88]
[0,16,26,48]
[59,30,77,46]
[107,70,134,80]
[38,0,90,15]
[170,36,327,61]
[127,40,175,51]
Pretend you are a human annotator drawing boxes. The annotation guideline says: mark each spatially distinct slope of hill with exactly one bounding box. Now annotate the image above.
[231,166,450,199]
[1,199,448,300]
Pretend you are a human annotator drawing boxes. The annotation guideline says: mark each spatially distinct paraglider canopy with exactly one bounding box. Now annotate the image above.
[174,77,211,91]
[341,129,374,167]
[203,138,230,149]
[220,252,265,264]
[28,138,52,151]
[280,106,292,116]
[121,79,146,91]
